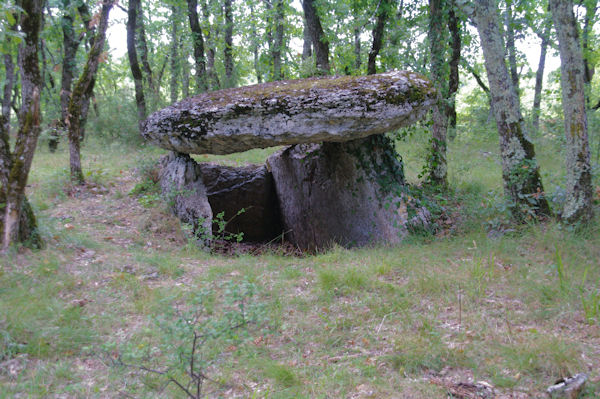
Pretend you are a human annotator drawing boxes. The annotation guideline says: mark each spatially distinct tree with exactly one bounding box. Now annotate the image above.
[302,0,330,74]
[466,0,551,219]
[186,0,208,93]
[67,0,114,184]
[223,0,235,88]
[367,0,394,75]
[127,0,147,133]
[447,0,461,133]
[0,0,44,250]
[549,0,594,223]
[427,0,448,186]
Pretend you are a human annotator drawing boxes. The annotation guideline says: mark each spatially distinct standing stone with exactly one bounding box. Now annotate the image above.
[159,152,212,245]
[267,135,426,251]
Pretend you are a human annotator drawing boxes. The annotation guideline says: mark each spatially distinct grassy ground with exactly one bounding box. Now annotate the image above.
[1,127,599,398]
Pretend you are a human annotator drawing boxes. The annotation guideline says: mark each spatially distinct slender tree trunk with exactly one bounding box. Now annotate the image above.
[582,0,597,109]
[182,57,190,98]
[186,0,208,92]
[504,0,519,97]
[1,0,43,250]
[302,0,330,74]
[427,0,448,186]
[447,0,461,135]
[2,28,16,136]
[549,0,594,223]
[67,0,114,184]
[170,6,180,103]
[250,2,262,83]
[354,25,361,73]
[127,0,147,133]
[368,0,393,75]
[223,0,234,88]
[201,0,220,90]
[272,0,284,80]
[302,17,312,61]
[532,24,550,133]
[470,0,550,219]
[135,0,155,95]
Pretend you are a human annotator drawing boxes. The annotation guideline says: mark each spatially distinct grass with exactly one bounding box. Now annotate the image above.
[0,128,599,398]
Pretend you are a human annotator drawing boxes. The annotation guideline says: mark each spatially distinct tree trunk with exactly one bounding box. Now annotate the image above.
[250,2,262,83]
[67,0,114,184]
[368,0,393,75]
[170,6,180,103]
[447,0,461,135]
[549,0,594,223]
[272,0,284,81]
[532,24,550,133]
[302,17,312,61]
[302,0,330,74]
[1,0,44,250]
[354,25,361,73]
[186,0,208,92]
[504,0,520,97]
[201,0,220,90]
[127,0,147,133]
[470,0,550,219]
[427,0,448,186]
[135,0,155,95]
[223,0,234,88]
[2,25,16,136]
[582,0,597,109]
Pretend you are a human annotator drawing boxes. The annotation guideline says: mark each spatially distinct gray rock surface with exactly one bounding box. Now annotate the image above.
[267,135,417,251]
[159,153,212,245]
[199,163,283,242]
[143,71,435,155]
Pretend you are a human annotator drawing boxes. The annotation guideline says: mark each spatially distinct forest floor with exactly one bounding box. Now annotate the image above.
[1,130,600,398]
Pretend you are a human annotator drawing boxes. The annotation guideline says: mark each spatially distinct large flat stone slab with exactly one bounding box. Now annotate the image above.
[142,71,435,155]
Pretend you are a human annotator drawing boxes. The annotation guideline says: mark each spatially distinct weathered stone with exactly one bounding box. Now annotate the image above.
[199,163,283,242]
[142,71,435,155]
[547,374,587,399]
[158,153,212,245]
[267,135,425,251]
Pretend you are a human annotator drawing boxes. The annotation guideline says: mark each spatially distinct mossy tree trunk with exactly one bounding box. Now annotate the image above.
[201,0,220,90]
[470,0,551,220]
[302,0,330,75]
[1,21,16,137]
[67,0,114,184]
[0,0,43,250]
[127,0,147,134]
[427,0,448,186]
[170,5,180,103]
[272,0,285,81]
[549,0,594,223]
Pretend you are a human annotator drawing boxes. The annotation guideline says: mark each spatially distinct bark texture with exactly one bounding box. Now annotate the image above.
[67,0,113,184]
[127,0,147,133]
[1,0,43,249]
[549,0,594,223]
[170,6,180,103]
[143,71,435,155]
[471,0,550,219]
[186,0,208,92]
[223,0,234,88]
[447,0,461,132]
[302,0,330,74]
[428,0,448,186]
[271,0,285,81]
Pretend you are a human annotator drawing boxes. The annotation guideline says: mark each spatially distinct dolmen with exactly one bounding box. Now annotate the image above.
[143,70,436,251]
